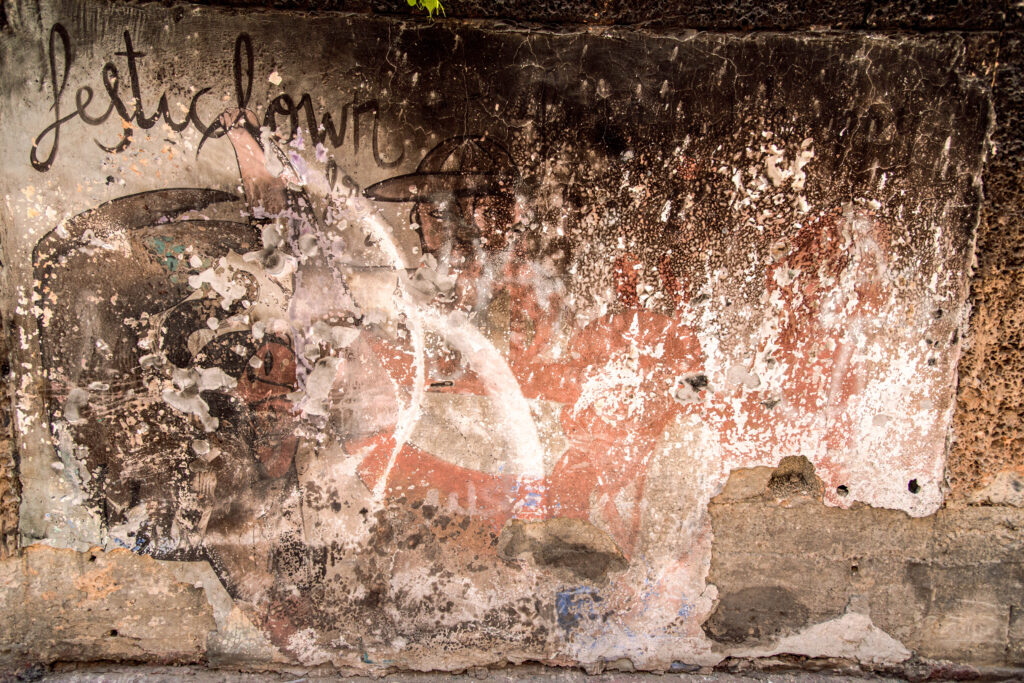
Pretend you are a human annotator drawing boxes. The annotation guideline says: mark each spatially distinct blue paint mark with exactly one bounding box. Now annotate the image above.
[556,586,601,631]
[678,595,693,619]
[520,492,543,509]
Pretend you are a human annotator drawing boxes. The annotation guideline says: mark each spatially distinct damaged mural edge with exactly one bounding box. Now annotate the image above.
[0,0,1010,674]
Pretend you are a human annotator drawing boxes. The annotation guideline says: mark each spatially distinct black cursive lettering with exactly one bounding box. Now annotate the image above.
[31,24,406,172]
[30,24,74,172]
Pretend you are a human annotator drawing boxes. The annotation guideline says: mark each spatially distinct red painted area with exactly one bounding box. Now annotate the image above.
[354,306,704,554]
[218,111,892,554]
[235,339,300,479]
[710,210,891,477]
[350,209,891,554]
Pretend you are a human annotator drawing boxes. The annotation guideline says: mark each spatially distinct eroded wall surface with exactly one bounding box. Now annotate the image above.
[0,0,1015,674]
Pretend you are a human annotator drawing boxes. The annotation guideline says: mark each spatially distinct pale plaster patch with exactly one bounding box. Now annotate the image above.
[729,609,912,666]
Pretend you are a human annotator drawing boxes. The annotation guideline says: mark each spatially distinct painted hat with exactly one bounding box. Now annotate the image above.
[364,136,518,202]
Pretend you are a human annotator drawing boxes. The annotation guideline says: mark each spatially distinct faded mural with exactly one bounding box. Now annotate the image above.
[1,0,990,671]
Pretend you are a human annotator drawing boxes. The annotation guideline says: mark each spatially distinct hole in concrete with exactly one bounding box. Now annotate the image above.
[836,485,849,497]
[685,373,709,391]
[766,456,822,499]
[908,479,921,494]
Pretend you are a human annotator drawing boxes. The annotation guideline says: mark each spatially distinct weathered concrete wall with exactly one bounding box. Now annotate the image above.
[0,0,1020,677]
[0,546,216,667]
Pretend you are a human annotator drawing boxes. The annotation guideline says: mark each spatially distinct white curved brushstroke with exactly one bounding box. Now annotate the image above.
[297,157,543,495]
[349,205,429,500]
[348,206,545,487]
[416,307,545,480]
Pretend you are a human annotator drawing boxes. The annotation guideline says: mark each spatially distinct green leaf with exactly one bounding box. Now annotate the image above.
[407,0,445,17]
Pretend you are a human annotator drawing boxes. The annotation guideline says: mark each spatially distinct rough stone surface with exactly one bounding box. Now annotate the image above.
[118,0,1024,31]
[26,665,909,681]
[0,545,216,670]
[0,313,17,559]
[947,34,1024,500]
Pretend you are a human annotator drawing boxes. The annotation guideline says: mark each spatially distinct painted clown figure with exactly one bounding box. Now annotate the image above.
[209,114,891,569]
[347,140,892,558]
[348,137,708,556]
[30,107,896,660]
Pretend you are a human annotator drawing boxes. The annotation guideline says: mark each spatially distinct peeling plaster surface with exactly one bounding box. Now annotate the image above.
[730,611,912,666]
[0,0,992,672]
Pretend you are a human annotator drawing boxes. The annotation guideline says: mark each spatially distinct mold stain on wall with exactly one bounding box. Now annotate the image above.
[0,0,993,671]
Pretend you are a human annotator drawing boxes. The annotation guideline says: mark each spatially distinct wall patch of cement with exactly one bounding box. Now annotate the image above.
[706,459,1024,670]
[0,546,216,668]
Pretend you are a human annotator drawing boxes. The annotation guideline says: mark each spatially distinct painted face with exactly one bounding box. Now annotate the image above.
[234,337,299,479]
[413,193,514,254]
[197,333,299,479]
[235,338,297,405]
[414,196,475,253]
